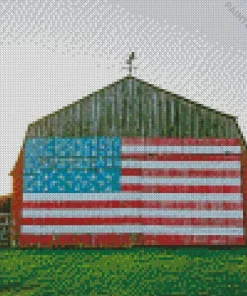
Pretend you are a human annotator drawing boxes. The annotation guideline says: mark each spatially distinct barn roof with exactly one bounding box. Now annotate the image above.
[25,76,240,138]
[10,75,246,176]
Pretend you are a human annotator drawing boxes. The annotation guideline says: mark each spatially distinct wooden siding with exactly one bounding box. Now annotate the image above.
[11,151,23,248]
[25,77,241,139]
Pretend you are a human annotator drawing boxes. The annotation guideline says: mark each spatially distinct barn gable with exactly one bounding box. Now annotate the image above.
[25,76,241,139]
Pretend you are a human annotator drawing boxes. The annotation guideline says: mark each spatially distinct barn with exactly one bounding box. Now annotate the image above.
[9,75,247,248]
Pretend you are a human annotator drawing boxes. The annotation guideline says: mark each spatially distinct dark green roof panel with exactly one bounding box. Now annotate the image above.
[26,76,241,139]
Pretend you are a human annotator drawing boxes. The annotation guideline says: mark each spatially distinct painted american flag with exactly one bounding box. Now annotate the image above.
[20,137,245,247]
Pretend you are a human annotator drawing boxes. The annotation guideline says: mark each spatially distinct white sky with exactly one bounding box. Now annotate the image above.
[0,0,247,195]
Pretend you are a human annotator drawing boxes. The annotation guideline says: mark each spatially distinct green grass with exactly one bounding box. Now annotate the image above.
[0,247,247,295]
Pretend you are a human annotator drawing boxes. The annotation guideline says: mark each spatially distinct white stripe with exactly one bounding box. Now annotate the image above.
[121,160,241,169]
[120,176,241,186]
[21,225,243,235]
[23,193,243,202]
[121,145,241,154]
[22,209,243,219]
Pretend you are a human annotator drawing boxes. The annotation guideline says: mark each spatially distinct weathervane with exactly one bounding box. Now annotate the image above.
[123,52,137,77]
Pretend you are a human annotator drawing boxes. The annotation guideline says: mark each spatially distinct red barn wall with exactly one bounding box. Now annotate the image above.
[10,150,23,247]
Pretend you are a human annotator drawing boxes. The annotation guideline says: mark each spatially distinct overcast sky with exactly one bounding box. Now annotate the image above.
[0,0,247,195]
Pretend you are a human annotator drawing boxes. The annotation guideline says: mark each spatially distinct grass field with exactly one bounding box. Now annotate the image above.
[0,247,247,295]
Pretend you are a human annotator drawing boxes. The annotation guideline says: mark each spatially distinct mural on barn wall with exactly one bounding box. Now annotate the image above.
[1,0,247,293]
[8,74,246,248]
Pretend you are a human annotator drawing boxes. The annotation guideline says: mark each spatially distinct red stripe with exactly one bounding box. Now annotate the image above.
[121,137,240,146]
[19,234,245,247]
[20,234,93,247]
[22,201,243,210]
[121,138,145,145]
[121,168,240,178]
[21,217,243,227]
[121,154,241,161]
[19,234,132,248]
[121,185,241,193]
[136,235,245,246]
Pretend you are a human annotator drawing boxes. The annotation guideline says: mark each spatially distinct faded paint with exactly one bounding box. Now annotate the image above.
[25,77,241,140]
[9,76,247,248]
